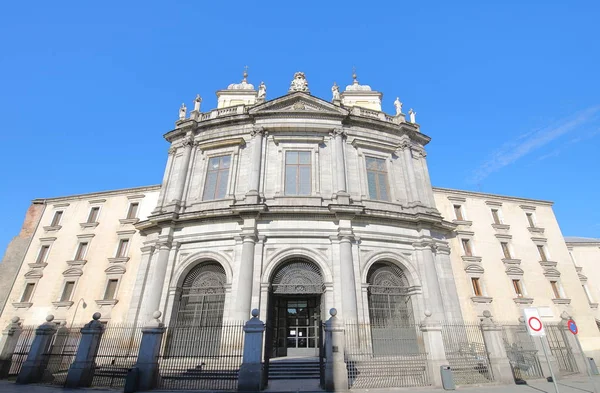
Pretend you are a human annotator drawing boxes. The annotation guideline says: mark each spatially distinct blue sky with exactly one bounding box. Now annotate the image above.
[1,1,599,254]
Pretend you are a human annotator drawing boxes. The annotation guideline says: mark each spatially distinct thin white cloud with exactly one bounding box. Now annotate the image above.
[470,106,600,183]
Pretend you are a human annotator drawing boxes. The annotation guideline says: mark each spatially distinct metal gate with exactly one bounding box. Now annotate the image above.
[7,326,36,378]
[345,322,430,389]
[441,323,494,385]
[156,322,244,390]
[501,324,544,381]
[546,324,579,374]
[91,324,142,388]
[41,325,82,386]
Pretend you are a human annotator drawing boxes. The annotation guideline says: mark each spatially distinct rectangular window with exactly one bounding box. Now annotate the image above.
[127,203,139,219]
[103,279,119,300]
[285,151,312,196]
[491,209,501,225]
[461,239,473,257]
[512,279,523,297]
[60,281,76,302]
[365,157,389,201]
[526,212,535,228]
[87,207,100,223]
[74,242,88,260]
[471,278,482,296]
[51,211,63,226]
[501,242,512,259]
[550,281,561,299]
[203,155,231,200]
[537,245,548,261]
[454,205,464,221]
[21,283,35,302]
[116,239,129,258]
[36,245,50,263]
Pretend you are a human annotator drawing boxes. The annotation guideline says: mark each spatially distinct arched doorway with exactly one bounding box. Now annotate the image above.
[268,258,324,357]
[366,261,417,355]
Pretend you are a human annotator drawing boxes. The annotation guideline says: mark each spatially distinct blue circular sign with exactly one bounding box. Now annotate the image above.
[567,319,578,335]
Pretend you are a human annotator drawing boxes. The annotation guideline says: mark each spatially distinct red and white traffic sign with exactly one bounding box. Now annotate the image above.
[523,308,546,337]
[567,319,578,335]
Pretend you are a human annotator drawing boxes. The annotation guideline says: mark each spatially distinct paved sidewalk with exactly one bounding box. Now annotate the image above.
[2,375,600,393]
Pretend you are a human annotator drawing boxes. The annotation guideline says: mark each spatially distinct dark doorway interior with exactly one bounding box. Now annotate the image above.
[269,295,321,357]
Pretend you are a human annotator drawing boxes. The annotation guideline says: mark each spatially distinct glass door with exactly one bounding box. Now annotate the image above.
[285,297,320,357]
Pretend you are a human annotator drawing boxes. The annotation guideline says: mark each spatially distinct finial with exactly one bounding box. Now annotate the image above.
[243,65,249,81]
[329,308,338,317]
[352,66,358,84]
[194,95,202,112]
[92,312,101,320]
[152,311,162,320]
[11,316,20,324]
[482,310,492,318]
[251,309,259,318]
[424,310,432,318]
[46,315,55,323]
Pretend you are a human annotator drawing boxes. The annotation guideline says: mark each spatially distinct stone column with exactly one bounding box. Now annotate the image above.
[420,311,449,388]
[480,311,515,384]
[138,240,172,325]
[560,313,588,375]
[132,311,165,392]
[331,129,349,204]
[246,127,265,204]
[65,313,105,388]
[171,138,194,206]
[399,141,420,205]
[233,219,257,321]
[324,309,348,392]
[16,315,57,384]
[416,243,445,322]
[239,309,265,391]
[0,317,23,379]
[339,235,358,323]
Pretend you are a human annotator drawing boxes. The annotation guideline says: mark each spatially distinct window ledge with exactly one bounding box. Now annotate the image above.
[452,220,472,226]
[492,223,510,231]
[95,299,119,307]
[12,302,33,309]
[119,218,139,225]
[502,258,522,265]
[552,298,571,305]
[28,262,48,269]
[43,225,62,232]
[575,266,583,273]
[539,260,558,268]
[471,296,493,304]
[513,297,534,305]
[80,222,99,229]
[462,256,482,263]
[528,227,545,234]
[52,301,74,309]
[66,260,87,267]
[589,303,598,309]
[108,257,130,264]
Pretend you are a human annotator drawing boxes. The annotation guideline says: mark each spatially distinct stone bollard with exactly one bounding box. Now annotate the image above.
[419,310,449,388]
[0,317,23,379]
[65,312,105,388]
[324,308,348,392]
[238,309,265,391]
[559,312,588,375]
[480,310,515,384]
[134,311,165,391]
[16,315,58,384]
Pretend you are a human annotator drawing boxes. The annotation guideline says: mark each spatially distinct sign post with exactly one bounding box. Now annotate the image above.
[567,319,598,393]
[524,308,559,393]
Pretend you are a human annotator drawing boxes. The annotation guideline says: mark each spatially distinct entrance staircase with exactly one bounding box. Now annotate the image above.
[269,359,320,380]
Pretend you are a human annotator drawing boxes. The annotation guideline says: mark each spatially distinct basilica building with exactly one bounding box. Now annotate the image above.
[1,70,599,362]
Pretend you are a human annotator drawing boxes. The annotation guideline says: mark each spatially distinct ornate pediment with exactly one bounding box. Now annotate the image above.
[464,264,485,274]
[248,92,349,117]
[505,266,524,275]
[62,267,83,277]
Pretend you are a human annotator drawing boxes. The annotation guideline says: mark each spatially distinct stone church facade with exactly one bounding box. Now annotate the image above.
[1,71,599,360]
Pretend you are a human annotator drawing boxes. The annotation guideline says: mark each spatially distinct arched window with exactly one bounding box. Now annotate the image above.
[367,262,414,326]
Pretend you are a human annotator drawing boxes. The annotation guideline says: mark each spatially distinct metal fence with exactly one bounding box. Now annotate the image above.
[91,323,143,388]
[546,324,579,374]
[41,325,83,386]
[7,326,36,378]
[156,322,245,390]
[501,324,544,381]
[441,323,494,385]
[345,322,430,389]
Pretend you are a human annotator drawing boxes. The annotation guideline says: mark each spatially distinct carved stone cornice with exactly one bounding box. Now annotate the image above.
[155,241,172,251]
[167,146,178,155]
[329,127,347,139]
[250,126,267,138]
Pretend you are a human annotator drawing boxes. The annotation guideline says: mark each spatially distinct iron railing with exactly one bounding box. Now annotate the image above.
[91,323,142,388]
[501,323,544,381]
[41,325,83,386]
[345,322,430,389]
[7,325,36,378]
[546,324,579,374]
[441,323,494,385]
[156,322,245,390]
